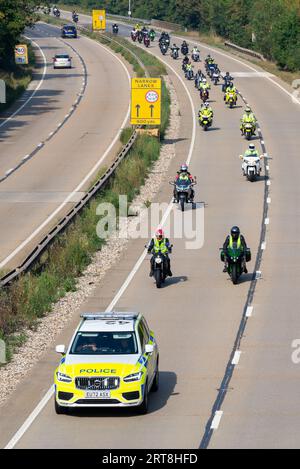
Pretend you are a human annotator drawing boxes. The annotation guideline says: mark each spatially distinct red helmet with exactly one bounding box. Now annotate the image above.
[155,229,164,240]
[180,163,188,172]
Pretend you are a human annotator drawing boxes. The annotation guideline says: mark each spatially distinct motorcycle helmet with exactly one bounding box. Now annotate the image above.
[245,106,251,113]
[180,164,188,172]
[226,71,230,76]
[231,226,240,241]
[203,78,207,83]
[155,229,164,240]
[249,144,255,151]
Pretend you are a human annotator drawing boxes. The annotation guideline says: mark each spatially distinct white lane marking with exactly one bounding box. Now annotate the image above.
[175,33,300,107]
[267,197,271,204]
[267,180,271,186]
[0,38,47,130]
[4,386,54,450]
[3,33,197,449]
[246,306,253,317]
[37,142,43,148]
[265,218,270,225]
[0,28,132,273]
[5,168,14,176]
[232,351,241,365]
[22,154,30,161]
[48,131,54,137]
[266,165,270,170]
[256,271,262,279]
[211,411,223,430]
[261,242,266,250]
[261,140,265,145]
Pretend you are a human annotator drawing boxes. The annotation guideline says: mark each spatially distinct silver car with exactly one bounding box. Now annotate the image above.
[53,54,72,69]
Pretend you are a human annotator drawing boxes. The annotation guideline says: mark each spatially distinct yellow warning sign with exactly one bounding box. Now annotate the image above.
[92,9,106,30]
[14,44,28,65]
[131,78,161,126]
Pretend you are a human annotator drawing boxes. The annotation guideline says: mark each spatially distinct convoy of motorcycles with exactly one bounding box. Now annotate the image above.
[131,28,258,286]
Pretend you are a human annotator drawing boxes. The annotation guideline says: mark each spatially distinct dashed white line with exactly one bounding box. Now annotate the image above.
[266,165,270,170]
[5,168,14,176]
[211,411,224,430]
[246,306,253,317]
[267,180,271,186]
[232,351,242,365]
[265,218,270,225]
[22,154,30,161]
[261,242,266,250]
[267,197,271,204]
[256,271,262,279]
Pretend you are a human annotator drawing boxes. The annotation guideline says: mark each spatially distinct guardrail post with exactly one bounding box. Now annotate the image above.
[0,80,6,104]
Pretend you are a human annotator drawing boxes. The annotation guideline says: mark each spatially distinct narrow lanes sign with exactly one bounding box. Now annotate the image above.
[92,10,106,30]
[131,78,161,125]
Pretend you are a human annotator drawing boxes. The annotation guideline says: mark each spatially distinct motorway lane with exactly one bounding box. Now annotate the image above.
[0,25,84,178]
[2,29,267,448]
[0,22,131,270]
[2,16,299,449]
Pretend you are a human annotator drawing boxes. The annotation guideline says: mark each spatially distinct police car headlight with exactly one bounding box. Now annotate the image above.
[56,372,72,383]
[123,372,143,383]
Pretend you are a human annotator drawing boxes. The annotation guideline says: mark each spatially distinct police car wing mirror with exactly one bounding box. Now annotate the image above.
[239,155,243,160]
[56,344,65,355]
[145,344,154,354]
[259,155,264,159]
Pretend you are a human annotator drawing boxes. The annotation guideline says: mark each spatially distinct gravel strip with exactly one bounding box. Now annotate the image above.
[0,75,180,407]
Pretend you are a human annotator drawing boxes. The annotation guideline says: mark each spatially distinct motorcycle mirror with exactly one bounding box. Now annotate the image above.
[239,155,243,159]
[259,155,264,159]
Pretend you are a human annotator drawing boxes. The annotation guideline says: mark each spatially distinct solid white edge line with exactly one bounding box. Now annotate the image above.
[4,386,54,449]
[0,37,47,130]
[0,31,131,270]
[232,351,241,366]
[211,411,223,430]
[3,32,197,449]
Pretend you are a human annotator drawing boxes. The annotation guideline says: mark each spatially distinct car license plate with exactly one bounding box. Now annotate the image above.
[85,390,111,399]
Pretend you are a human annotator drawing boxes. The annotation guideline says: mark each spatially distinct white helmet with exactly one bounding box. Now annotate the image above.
[203,78,207,83]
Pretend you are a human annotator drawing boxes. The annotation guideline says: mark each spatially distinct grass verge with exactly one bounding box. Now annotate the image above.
[0,24,171,363]
[0,43,35,114]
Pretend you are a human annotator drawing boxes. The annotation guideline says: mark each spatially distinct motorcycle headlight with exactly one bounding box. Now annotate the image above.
[56,372,72,383]
[155,257,162,264]
[123,372,143,383]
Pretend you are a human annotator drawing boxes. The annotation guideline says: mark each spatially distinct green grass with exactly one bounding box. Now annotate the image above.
[0,26,171,361]
[0,42,35,114]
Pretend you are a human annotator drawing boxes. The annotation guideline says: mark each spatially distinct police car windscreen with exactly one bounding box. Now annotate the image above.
[70,332,138,355]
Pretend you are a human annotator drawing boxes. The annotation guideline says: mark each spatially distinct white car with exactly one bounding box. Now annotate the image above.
[53,54,72,69]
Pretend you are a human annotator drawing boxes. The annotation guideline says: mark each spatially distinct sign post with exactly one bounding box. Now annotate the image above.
[14,44,28,65]
[130,78,161,126]
[92,10,106,31]
[0,80,6,104]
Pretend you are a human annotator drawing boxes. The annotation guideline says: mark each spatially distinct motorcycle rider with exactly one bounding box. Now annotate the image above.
[205,54,215,65]
[147,229,173,277]
[149,28,156,40]
[171,43,180,58]
[222,71,234,92]
[225,81,237,102]
[112,23,118,33]
[174,164,195,201]
[181,40,189,54]
[223,226,248,273]
[192,46,200,60]
[198,102,214,125]
[240,106,257,136]
[199,78,210,98]
[241,143,262,176]
[182,55,189,71]
[185,60,193,78]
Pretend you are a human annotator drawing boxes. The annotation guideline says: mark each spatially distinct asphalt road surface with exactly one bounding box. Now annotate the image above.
[0,21,131,270]
[1,12,300,449]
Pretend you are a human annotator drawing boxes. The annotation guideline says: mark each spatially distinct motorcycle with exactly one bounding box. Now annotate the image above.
[171,48,179,60]
[149,31,156,41]
[199,113,212,131]
[53,9,60,17]
[112,25,119,34]
[242,122,256,140]
[222,78,234,93]
[241,154,262,182]
[131,31,137,42]
[160,43,168,55]
[212,70,220,85]
[185,69,194,80]
[200,89,209,103]
[170,179,196,212]
[225,91,237,108]
[181,45,189,56]
[192,51,200,62]
[144,36,150,47]
[220,246,251,285]
[138,31,143,43]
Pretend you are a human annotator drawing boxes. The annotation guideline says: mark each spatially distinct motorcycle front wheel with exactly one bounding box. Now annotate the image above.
[154,269,162,288]
[231,264,239,285]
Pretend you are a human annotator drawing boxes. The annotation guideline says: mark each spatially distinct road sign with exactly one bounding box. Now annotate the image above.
[14,44,28,65]
[92,9,106,30]
[131,78,161,126]
[0,80,6,104]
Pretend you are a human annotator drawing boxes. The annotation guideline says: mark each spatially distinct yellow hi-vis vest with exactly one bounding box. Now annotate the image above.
[229,235,242,249]
[153,238,168,254]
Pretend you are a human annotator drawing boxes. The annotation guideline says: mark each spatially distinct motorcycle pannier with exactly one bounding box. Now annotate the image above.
[246,248,251,262]
[220,250,225,262]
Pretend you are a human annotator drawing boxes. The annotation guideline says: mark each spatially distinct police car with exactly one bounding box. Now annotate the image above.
[54,312,159,414]
[61,24,77,38]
